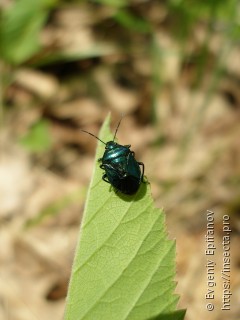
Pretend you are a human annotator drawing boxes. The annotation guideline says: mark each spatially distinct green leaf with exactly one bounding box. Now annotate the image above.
[147,309,186,320]
[90,0,127,8]
[114,10,151,33]
[0,0,55,64]
[20,119,52,152]
[64,115,182,320]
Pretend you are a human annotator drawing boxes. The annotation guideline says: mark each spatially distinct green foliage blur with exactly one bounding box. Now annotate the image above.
[0,0,239,151]
[1,0,238,65]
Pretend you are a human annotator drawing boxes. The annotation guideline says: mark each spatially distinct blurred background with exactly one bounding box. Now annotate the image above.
[0,0,240,319]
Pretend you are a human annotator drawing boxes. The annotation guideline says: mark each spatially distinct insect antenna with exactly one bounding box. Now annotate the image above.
[113,114,125,142]
[81,130,106,145]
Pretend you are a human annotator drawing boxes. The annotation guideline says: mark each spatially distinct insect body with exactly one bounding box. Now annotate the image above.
[82,119,144,195]
[99,141,144,194]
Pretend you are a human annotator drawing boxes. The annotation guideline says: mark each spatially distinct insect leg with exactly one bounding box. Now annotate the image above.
[138,162,145,181]
[102,163,125,179]
[102,173,110,184]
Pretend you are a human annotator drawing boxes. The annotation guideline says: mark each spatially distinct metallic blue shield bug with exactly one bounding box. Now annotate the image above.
[82,118,144,195]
